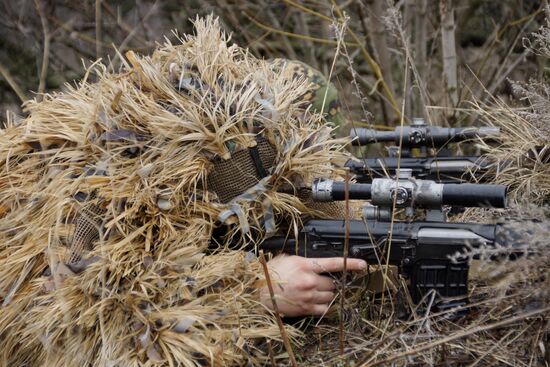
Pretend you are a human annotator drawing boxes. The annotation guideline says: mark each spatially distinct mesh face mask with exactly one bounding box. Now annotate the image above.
[206,136,277,203]
[67,196,106,265]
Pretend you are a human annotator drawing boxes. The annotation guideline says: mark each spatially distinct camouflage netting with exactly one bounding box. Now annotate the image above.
[0,16,351,366]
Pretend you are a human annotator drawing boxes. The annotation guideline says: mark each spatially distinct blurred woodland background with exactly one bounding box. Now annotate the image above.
[0,0,547,128]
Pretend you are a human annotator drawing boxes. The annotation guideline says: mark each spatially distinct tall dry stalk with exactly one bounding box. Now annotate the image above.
[440,0,458,110]
[366,0,397,122]
[413,0,428,118]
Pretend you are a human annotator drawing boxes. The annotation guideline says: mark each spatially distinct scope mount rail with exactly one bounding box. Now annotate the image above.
[345,155,498,184]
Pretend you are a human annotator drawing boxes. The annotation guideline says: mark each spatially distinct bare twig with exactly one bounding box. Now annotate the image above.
[243,11,353,46]
[360,0,396,122]
[296,10,318,70]
[413,0,428,118]
[47,15,109,50]
[339,169,350,356]
[485,18,535,98]
[440,0,459,108]
[282,0,332,22]
[110,1,159,70]
[329,0,402,120]
[459,7,544,105]
[0,62,27,103]
[258,251,298,367]
[277,0,401,119]
[267,340,276,367]
[34,0,50,101]
[265,8,297,59]
[95,0,102,59]
[384,5,433,124]
[378,45,408,320]
[101,1,150,46]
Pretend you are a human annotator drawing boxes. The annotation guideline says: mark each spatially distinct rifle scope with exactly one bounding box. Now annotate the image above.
[312,178,507,208]
[350,126,500,147]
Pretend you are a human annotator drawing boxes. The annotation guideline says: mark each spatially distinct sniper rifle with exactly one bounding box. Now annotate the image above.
[261,170,520,309]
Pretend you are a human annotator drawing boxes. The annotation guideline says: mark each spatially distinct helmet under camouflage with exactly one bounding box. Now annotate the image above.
[269,59,343,130]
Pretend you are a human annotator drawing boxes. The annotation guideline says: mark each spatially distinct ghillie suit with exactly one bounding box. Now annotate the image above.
[0,16,350,366]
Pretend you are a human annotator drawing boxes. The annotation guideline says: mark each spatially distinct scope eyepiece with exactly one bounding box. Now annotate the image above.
[312,179,372,202]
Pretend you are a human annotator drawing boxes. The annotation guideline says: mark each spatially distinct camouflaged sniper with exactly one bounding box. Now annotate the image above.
[69,59,343,266]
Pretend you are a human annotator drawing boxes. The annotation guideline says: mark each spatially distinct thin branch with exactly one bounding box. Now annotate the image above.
[0,62,28,103]
[459,7,544,105]
[34,0,50,102]
[267,340,276,367]
[258,251,298,367]
[119,0,159,52]
[243,11,354,46]
[359,0,396,121]
[377,41,408,323]
[95,0,102,59]
[282,0,332,22]
[101,1,151,46]
[246,1,400,118]
[440,0,459,107]
[48,15,106,48]
[265,8,297,59]
[339,169,350,356]
[329,0,402,120]
[110,0,159,70]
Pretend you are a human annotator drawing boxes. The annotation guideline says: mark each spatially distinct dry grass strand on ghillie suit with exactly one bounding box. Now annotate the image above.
[0,16,350,366]
[471,94,550,205]
[471,19,550,206]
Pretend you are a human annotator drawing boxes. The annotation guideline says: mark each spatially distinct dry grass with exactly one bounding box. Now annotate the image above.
[472,95,550,205]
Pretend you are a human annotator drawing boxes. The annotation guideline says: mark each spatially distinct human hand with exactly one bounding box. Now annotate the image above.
[260,254,367,317]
